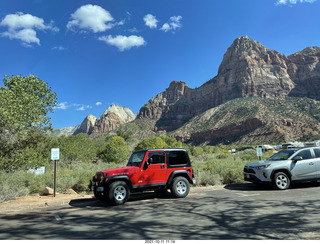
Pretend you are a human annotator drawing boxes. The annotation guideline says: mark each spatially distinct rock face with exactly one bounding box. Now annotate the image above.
[54,105,136,137]
[73,114,97,135]
[91,104,136,136]
[137,36,320,133]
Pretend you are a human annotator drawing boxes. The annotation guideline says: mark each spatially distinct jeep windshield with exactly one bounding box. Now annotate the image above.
[268,149,299,161]
[127,151,146,166]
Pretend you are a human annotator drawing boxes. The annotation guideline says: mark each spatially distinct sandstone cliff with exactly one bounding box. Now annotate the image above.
[137,36,320,135]
[73,114,97,135]
[91,104,136,136]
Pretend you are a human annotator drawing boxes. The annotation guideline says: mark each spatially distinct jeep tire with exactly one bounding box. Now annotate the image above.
[108,181,130,205]
[171,176,190,198]
[273,172,290,190]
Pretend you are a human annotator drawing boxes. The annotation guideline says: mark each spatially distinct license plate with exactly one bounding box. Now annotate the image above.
[246,174,250,179]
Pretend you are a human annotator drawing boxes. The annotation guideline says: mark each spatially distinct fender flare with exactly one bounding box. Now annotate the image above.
[167,170,193,185]
[104,175,134,190]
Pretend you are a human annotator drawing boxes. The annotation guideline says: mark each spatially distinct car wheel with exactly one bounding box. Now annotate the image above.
[108,181,130,205]
[171,176,190,198]
[273,172,290,190]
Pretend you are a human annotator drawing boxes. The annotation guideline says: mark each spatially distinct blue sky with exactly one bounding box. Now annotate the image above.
[0,0,319,129]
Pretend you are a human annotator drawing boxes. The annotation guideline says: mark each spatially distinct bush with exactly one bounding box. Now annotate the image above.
[99,136,130,163]
[134,136,167,151]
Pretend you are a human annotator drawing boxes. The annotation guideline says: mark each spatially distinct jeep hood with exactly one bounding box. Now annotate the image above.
[98,166,139,177]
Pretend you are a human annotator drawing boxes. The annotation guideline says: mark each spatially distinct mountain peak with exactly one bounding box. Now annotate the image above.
[102,104,136,123]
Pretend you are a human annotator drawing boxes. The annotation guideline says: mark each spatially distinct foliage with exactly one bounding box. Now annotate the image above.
[0,75,57,131]
[0,75,57,171]
[159,135,183,148]
[57,134,96,163]
[134,136,168,151]
[116,123,139,142]
[99,136,130,163]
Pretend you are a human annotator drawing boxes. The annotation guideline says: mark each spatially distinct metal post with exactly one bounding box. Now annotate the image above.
[53,160,57,197]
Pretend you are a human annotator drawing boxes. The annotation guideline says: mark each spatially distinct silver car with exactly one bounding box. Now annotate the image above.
[244,147,320,190]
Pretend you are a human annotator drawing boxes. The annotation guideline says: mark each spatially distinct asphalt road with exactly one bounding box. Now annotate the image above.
[1,182,320,240]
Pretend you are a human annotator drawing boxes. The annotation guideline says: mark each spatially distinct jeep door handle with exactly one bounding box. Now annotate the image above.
[160,165,165,169]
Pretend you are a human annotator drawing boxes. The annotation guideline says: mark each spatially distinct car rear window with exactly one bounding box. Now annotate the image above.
[168,151,188,165]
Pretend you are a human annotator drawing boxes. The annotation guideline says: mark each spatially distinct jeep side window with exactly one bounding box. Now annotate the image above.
[168,151,188,165]
[295,149,312,160]
[148,152,165,164]
[127,151,146,166]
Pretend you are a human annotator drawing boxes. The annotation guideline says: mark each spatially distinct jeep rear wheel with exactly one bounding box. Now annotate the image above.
[108,181,130,205]
[273,172,290,190]
[171,176,190,198]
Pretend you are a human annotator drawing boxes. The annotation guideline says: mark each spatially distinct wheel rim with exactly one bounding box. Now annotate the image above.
[113,186,126,200]
[176,180,187,194]
[276,174,288,189]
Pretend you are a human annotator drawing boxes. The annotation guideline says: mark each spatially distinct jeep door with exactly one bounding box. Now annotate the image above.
[290,149,317,180]
[143,151,167,185]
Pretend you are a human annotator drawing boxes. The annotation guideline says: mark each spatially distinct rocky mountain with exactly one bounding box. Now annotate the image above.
[73,114,97,135]
[135,36,320,144]
[54,104,136,137]
[55,36,320,145]
[91,104,136,136]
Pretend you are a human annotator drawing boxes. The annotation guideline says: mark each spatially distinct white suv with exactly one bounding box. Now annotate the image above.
[244,147,320,190]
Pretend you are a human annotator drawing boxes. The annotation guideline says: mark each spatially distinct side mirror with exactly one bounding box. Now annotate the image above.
[292,156,303,162]
[148,158,153,164]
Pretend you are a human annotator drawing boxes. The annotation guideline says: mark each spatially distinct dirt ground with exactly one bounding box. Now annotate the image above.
[1,190,93,213]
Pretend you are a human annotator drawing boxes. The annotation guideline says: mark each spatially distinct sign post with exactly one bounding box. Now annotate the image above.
[256,148,262,161]
[51,148,60,197]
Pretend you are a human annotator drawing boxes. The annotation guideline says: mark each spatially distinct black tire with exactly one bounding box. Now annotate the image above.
[273,172,290,190]
[108,181,130,205]
[171,176,190,198]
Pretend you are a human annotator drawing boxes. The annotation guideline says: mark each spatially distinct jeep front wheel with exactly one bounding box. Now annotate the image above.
[108,181,130,205]
[171,176,190,198]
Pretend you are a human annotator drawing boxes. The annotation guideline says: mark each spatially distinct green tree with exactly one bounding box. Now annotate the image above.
[134,136,167,151]
[58,134,96,163]
[0,75,57,171]
[100,136,130,163]
[0,75,57,131]
[116,123,139,142]
[159,135,183,148]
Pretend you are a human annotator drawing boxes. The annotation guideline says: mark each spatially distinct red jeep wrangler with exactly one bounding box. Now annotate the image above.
[89,148,196,205]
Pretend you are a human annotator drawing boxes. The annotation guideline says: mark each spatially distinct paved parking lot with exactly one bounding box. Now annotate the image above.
[1,182,320,240]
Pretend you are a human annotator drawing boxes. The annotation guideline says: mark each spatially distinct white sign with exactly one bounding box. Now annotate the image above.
[51,148,60,160]
[27,166,46,175]
[256,148,263,157]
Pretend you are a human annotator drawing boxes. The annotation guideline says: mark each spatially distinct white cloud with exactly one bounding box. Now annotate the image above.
[54,102,93,111]
[0,12,58,46]
[76,105,92,111]
[51,46,66,51]
[143,14,158,29]
[160,16,182,33]
[67,4,116,33]
[96,102,102,106]
[54,102,70,110]
[276,0,317,5]
[99,35,146,51]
